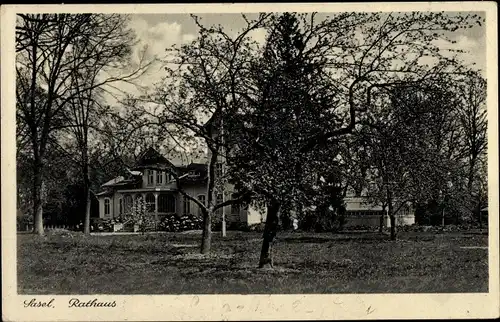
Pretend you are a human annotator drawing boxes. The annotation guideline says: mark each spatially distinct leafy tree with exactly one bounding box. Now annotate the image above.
[120,14,270,254]
[224,11,481,264]
[124,196,155,234]
[456,72,488,226]
[224,13,348,267]
[359,79,468,238]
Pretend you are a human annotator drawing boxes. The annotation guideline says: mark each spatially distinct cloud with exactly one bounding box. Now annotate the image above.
[432,34,485,72]
[129,18,195,62]
[103,17,196,105]
[109,18,270,103]
[247,28,268,47]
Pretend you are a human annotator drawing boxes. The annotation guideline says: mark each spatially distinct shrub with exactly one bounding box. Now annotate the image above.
[17,212,33,231]
[90,218,114,232]
[299,208,347,232]
[122,197,157,234]
[157,213,203,232]
[247,222,266,232]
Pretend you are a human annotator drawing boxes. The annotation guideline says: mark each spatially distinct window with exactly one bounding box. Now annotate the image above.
[216,193,223,215]
[124,194,133,213]
[147,170,154,185]
[198,195,206,215]
[231,202,240,215]
[215,163,223,178]
[104,198,110,216]
[146,193,155,212]
[156,171,163,185]
[158,194,175,213]
[119,198,123,214]
[183,196,191,215]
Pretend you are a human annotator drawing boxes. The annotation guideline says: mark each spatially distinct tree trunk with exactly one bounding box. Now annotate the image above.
[200,209,212,254]
[32,160,44,236]
[82,144,92,235]
[389,215,396,240]
[379,206,386,233]
[202,143,218,253]
[280,208,292,230]
[388,201,396,240]
[83,182,91,235]
[259,199,281,268]
[386,189,396,240]
[222,210,227,237]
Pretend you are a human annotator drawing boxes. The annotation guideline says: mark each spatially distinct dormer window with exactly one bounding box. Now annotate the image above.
[147,170,154,185]
[188,171,200,177]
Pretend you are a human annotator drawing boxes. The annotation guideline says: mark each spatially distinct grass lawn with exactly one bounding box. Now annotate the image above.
[17,230,488,294]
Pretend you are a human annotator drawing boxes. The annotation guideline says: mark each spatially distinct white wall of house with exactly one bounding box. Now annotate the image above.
[98,195,114,219]
[98,197,105,218]
[180,184,207,216]
[246,203,266,225]
[389,214,415,227]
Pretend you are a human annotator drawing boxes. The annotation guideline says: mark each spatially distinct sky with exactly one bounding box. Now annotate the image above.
[109,12,487,164]
[122,12,486,96]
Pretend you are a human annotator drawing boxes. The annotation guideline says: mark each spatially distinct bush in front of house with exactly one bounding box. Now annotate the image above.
[89,218,114,232]
[299,208,347,233]
[157,213,203,232]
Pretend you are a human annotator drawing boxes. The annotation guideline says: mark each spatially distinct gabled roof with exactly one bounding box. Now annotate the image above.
[184,162,208,172]
[99,148,209,190]
[133,147,177,170]
[99,175,142,189]
[102,176,125,187]
[176,162,208,185]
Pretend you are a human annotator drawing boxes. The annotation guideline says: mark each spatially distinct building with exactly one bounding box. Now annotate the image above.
[97,146,415,230]
[96,147,265,227]
[343,194,415,228]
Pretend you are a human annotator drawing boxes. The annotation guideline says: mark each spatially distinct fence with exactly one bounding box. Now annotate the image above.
[43,224,77,230]
[18,224,78,232]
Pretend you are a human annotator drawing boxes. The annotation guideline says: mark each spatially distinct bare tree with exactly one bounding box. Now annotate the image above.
[16,14,150,235]
[457,72,487,226]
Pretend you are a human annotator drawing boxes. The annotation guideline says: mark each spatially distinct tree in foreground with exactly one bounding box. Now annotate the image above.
[123,14,269,253]
[224,12,349,267]
[225,11,483,262]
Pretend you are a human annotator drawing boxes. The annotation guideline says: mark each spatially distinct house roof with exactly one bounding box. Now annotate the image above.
[99,148,208,191]
[102,176,125,187]
[182,162,207,172]
[95,190,114,197]
[133,147,176,170]
[177,162,208,185]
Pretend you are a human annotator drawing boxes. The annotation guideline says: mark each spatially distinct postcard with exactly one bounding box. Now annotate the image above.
[2,2,498,321]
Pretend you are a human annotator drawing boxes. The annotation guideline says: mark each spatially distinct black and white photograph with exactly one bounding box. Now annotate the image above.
[1,2,498,321]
